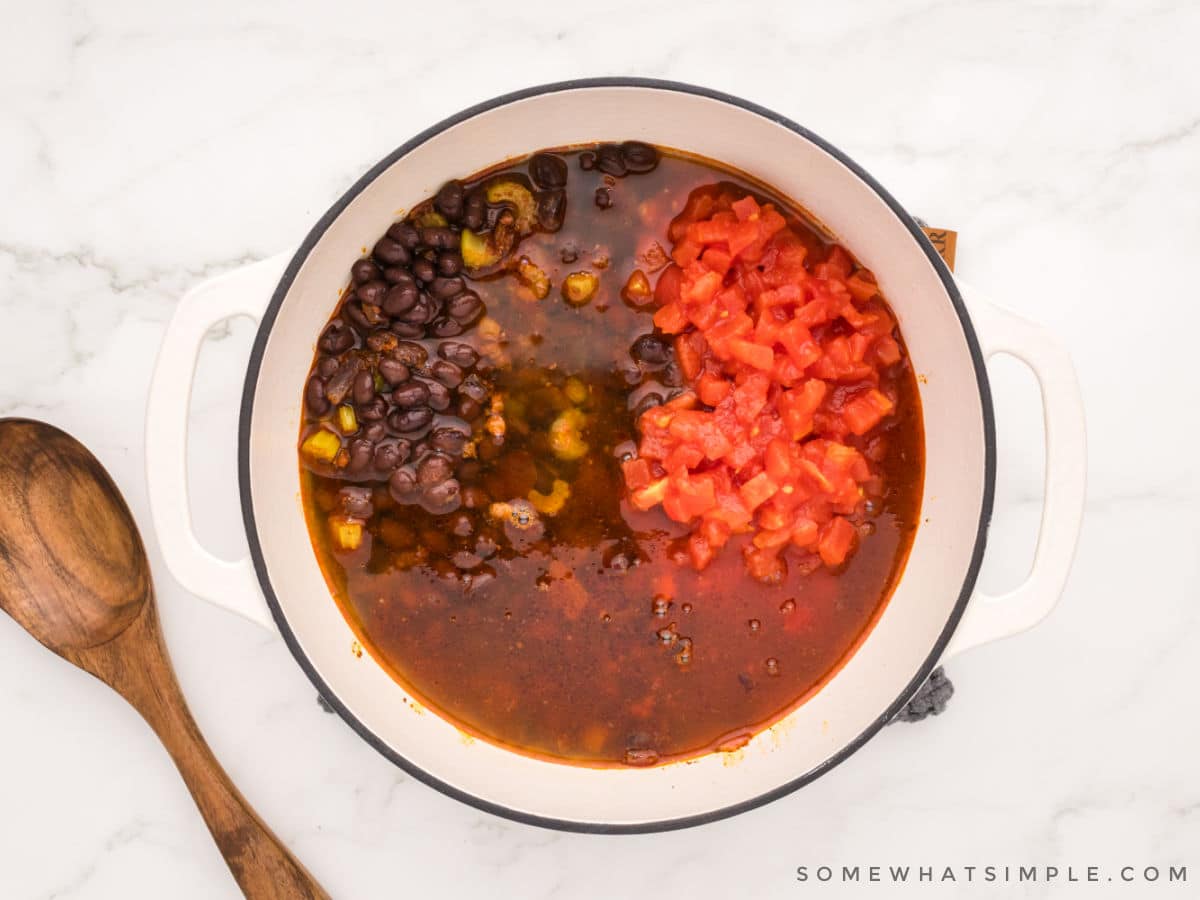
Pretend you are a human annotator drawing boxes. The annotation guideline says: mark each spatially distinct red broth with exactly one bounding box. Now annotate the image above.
[299,146,923,766]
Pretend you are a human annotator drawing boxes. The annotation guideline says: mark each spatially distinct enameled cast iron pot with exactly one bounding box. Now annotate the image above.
[146,79,1086,833]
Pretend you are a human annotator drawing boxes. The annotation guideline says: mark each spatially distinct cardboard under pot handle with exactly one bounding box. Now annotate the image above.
[146,253,292,633]
[943,281,1087,658]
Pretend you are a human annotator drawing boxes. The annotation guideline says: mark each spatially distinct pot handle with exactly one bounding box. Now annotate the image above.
[145,254,292,634]
[944,281,1087,658]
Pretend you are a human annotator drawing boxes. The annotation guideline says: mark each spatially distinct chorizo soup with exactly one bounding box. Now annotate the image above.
[298,144,924,767]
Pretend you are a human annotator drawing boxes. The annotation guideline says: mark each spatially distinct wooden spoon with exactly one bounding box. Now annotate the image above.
[0,419,329,899]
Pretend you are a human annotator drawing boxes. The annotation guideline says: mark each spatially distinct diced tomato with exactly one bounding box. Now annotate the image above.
[842,389,895,436]
[873,335,902,366]
[818,516,857,567]
[739,472,779,511]
[631,189,906,578]
[653,302,689,334]
[846,270,879,302]
[697,371,731,406]
[701,246,733,276]
[699,516,731,550]
[630,477,669,511]
[674,332,705,381]
[791,518,820,548]
[731,195,761,221]
[621,457,653,490]
[728,339,774,371]
[779,319,821,370]
[654,264,683,306]
[688,533,716,570]
[672,239,702,267]
[745,546,786,584]
[822,246,855,279]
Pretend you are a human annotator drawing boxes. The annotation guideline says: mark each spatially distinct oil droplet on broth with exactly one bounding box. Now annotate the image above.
[765,657,780,677]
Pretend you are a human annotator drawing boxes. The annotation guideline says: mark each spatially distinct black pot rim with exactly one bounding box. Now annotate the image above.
[238,76,997,835]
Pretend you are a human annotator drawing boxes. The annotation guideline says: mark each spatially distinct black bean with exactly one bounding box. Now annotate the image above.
[378,357,410,386]
[436,252,463,277]
[389,406,434,433]
[620,141,658,173]
[343,301,372,333]
[536,190,566,231]
[457,397,482,420]
[324,359,360,404]
[631,334,671,365]
[428,317,463,338]
[382,281,418,316]
[424,379,451,411]
[340,485,374,517]
[422,478,461,513]
[392,341,428,368]
[351,259,381,284]
[387,222,421,250]
[430,276,465,300]
[373,440,406,471]
[358,396,387,421]
[661,360,684,387]
[419,227,457,251]
[594,187,613,210]
[305,376,329,415]
[429,426,469,456]
[392,381,430,407]
[365,330,397,354]
[319,320,355,354]
[390,321,425,338]
[596,145,627,177]
[316,356,338,378]
[579,151,596,170]
[434,181,465,221]
[458,377,488,403]
[351,370,376,405]
[355,279,387,305]
[529,152,568,189]
[409,438,432,462]
[346,441,372,474]
[383,266,411,284]
[447,291,484,324]
[388,466,420,502]
[416,452,454,486]
[398,293,434,324]
[462,191,485,231]
[412,256,436,283]
[373,237,409,266]
[462,486,490,510]
[633,391,664,417]
[363,421,387,442]
[438,341,479,368]
[429,359,464,388]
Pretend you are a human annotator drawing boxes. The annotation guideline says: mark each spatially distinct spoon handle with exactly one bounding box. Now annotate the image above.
[74,602,330,900]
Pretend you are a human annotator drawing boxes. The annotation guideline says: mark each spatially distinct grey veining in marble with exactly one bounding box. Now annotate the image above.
[1,0,1196,897]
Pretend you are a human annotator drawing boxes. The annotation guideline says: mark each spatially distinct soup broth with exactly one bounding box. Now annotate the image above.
[299,146,923,766]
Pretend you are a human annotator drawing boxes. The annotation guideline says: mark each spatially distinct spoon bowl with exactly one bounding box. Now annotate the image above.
[0,420,147,650]
[0,418,328,899]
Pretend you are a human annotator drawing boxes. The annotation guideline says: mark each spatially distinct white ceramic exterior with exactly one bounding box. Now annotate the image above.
[146,81,1086,831]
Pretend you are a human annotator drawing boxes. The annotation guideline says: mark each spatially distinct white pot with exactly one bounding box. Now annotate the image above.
[146,79,1086,832]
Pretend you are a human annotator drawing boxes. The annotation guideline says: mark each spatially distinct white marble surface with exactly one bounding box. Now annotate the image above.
[1,1,1197,897]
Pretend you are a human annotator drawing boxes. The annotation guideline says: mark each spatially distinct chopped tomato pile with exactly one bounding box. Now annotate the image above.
[622,187,905,583]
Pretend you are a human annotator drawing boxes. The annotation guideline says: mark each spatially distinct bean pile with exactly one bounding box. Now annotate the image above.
[300,146,664,541]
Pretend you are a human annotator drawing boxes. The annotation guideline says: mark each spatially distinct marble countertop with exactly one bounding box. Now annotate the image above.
[2,1,1197,897]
